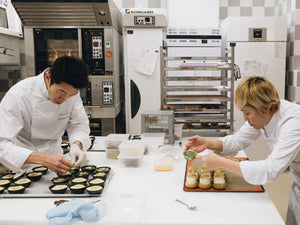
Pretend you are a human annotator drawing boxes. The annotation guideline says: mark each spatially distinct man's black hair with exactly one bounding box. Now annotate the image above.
[49,56,88,89]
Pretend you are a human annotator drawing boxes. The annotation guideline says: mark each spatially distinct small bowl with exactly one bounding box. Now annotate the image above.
[81,165,96,174]
[0,186,5,194]
[69,184,86,194]
[75,171,89,178]
[0,179,11,189]
[95,166,111,173]
[51,177,69,185]
[26,172,43,181]
[49,184,68,194]
[92,172,108,180]
[71,177,88,185]
[14,178,32,188]
[88,178,105,187]
[86,185,103,194]
[32,166,48,175]
[1,174,15,181]
[7,185,25,194]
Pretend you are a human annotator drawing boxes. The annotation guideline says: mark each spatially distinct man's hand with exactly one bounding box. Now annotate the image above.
[69,143,86,167]
[25,153,73,173]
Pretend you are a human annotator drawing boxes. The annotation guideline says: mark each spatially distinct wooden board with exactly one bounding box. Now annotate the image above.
[184,157,264,192]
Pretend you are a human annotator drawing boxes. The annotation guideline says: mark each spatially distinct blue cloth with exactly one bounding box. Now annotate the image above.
[46,199,100,225]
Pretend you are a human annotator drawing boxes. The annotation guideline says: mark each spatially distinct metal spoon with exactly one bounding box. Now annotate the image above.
[175,199,197,210]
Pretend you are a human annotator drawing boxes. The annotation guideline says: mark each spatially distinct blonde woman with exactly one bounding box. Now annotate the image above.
[185,76,300,225]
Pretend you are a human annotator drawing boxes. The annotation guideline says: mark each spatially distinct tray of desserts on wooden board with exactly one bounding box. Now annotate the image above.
[184,157,264,192]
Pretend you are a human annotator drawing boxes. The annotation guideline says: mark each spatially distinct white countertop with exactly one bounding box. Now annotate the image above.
[0,139,285,225]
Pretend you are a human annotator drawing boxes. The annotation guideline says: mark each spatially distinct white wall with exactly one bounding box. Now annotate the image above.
[166,0,219,27]
[118,0,219,27]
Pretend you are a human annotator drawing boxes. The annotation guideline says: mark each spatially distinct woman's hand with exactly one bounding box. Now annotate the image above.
[184,135,208,153]
[201,152,225,170]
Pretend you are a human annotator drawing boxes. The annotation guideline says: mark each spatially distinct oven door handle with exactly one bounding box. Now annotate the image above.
[130,79,141,119]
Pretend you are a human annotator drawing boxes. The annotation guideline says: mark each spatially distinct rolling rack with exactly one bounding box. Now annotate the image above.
[160,43,238,137]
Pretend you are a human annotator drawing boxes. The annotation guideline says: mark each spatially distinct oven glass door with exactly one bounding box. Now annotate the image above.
[34,28,79,74]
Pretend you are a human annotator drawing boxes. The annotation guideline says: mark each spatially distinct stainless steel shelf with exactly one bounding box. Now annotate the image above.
[163,86,231,92]
[164,67,231,71]
[160,44,236,135]
[165,76,231,81]
[164,56,231,61]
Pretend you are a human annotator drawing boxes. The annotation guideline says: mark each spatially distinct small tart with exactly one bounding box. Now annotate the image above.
[88,178,105,186]
[0,179,10,187]
[7,185,25,194]
[15,178,32,188]
[71,177,88,184]
[1,174,15,180]
[49,184,68,194]
[33,166,48,175]
[86,185,103,194]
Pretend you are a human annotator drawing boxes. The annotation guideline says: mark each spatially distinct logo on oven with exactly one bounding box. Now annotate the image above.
[0,46,14,57]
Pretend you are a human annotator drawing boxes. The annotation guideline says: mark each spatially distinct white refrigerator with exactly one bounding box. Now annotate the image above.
[221,17,287,131]
[122,9,167,135]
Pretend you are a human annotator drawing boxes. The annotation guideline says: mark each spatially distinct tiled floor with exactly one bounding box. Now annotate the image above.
[264,170,293,222]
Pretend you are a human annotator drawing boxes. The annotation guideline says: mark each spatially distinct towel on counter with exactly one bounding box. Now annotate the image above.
[46,199,100,225]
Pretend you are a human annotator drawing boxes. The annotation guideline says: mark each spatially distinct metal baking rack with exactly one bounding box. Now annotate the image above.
[160,44,237,137]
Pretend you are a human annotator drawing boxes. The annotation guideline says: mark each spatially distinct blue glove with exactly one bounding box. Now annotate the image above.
[46,199,99,225]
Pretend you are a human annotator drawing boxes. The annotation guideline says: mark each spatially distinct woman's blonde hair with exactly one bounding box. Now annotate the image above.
[235,76,280,114]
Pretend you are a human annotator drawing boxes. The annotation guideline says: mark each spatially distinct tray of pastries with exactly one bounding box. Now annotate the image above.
[184,157,264,192]
[0,164,113,198]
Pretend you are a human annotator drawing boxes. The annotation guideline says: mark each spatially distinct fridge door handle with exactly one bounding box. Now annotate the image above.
[130,79,141,119]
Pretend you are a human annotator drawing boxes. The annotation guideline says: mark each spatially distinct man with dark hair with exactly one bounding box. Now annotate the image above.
[0,56,91,175]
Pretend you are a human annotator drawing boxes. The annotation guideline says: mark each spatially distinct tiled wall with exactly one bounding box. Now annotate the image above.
[220,0,276,21]
[220,0,300,103]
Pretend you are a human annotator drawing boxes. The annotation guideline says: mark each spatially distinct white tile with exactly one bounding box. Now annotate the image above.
[291,0,296,10]
[227,6,241,16]
[220,0,228,7]
[265,0,276,7]
[252,6,265,16]
[289,55,300,69]
[240,0,252,6]
[293,40,300,55]
[294,9,300,24]
[287,70,300,85]
[282,0,288,14]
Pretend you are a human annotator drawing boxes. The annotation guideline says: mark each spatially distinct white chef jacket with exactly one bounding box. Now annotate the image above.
[0,71,91,172]
[222,99,300,225]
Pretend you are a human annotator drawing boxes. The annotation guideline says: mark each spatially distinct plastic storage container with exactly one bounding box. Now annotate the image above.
[118,140,145,156]
[104,134,130,159]
[141,132,165,146]
[118,154,144,168]
[154,155,174,171]
[118,140,145,167]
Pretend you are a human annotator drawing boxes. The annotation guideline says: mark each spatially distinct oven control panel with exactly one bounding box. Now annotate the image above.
[82,29,105,75]
[92,36,103,59]
[102,81,113,105]
[134,16,155,25]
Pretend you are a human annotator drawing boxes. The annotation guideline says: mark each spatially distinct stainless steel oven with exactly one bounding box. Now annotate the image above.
[12,0,125,135]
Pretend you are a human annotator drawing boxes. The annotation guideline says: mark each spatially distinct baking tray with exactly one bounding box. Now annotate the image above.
[0,169,113,198]
[184,157,264,192]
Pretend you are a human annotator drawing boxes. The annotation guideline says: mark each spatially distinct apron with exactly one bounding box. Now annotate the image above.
[263,130,300,225]
[31,101,70,155]
[286,161,300,225]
